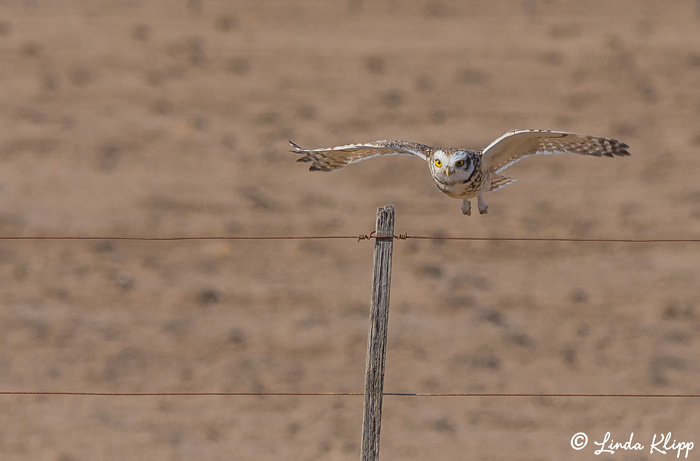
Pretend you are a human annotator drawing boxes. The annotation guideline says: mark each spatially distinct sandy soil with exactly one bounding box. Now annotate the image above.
[1,1,700,460]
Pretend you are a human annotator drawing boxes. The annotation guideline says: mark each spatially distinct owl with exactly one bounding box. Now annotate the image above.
[290,130,630,215]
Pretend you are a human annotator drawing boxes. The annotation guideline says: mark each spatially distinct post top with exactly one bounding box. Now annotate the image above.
[375,205,395,235]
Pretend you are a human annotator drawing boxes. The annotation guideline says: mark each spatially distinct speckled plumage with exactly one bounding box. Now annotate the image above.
[290,130,630,215]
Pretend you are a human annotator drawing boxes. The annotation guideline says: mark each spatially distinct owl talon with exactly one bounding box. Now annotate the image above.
[461,199,471,216]
[477,194,488,215]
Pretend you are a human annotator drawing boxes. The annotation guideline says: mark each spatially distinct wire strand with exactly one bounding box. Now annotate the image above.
[2,391,699,398]
[0,235,698,243]
[0,235,363,241]
[406,236,700,243]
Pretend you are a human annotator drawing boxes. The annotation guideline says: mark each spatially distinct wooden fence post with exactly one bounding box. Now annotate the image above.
[361,204,395,461]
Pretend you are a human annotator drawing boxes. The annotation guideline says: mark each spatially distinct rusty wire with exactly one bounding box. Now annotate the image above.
[0,234,698,243]
[1,391,699,398]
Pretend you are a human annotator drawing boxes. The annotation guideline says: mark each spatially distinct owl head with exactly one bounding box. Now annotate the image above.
[430,149,475,182]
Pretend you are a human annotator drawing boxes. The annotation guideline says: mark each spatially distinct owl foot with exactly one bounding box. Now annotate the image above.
[461,199,471,216]
[477,194,488,215]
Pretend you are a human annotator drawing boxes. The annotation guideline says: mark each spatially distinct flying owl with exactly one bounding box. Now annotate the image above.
[290,130,630,215]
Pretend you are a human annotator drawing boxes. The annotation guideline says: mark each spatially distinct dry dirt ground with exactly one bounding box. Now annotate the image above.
[1,1,700,460]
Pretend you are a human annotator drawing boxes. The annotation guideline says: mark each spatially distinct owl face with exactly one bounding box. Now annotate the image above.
[431,150,475,183]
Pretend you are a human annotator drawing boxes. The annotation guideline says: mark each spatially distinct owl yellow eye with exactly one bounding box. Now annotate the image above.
[455,160,465,168]
[434,159,442,168]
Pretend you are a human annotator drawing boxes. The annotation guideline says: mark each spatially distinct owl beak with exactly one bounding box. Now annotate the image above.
[445,167,451,178]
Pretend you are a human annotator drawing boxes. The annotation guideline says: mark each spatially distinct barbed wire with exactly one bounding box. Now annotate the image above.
[1,391,699,398]
[0,235,362,241]
[406,236,700,243]
[0,234,699,243]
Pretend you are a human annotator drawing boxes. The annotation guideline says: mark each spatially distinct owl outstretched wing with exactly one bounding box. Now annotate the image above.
[290,140,431,171]
[481,130,630,174]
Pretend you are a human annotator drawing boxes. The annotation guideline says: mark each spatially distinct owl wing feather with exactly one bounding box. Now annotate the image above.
[290,140,430,171]
[481,130,630,174]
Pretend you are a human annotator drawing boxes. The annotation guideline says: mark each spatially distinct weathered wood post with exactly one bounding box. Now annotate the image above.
[361,204,395,461]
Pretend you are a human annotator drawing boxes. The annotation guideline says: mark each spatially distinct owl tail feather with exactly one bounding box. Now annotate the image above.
[489,174,516,192]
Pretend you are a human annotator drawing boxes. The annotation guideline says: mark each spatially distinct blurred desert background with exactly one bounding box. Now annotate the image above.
[1,1,700,460]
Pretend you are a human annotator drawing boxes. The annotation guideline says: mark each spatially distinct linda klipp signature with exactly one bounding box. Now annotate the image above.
[571,432,694,458]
